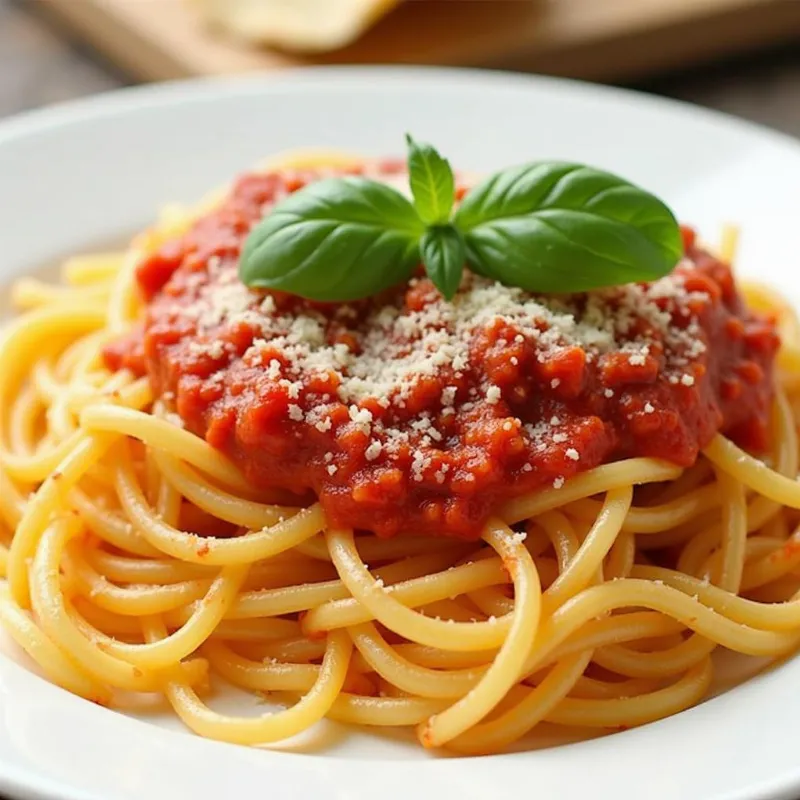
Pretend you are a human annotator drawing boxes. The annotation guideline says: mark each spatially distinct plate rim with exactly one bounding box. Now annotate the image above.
[2,64,800,155]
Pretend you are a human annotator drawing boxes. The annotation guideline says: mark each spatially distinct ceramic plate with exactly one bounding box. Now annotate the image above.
[1,67,800,800]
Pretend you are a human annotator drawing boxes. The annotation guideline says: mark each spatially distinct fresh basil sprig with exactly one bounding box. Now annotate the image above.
[240,135,682,302]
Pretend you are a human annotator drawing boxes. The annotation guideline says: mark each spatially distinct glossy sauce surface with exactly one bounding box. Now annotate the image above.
[105,167,779,539]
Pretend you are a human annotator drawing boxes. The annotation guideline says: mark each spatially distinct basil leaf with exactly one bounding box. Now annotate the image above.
[420,225,466,301]
[406,134,456,226]
[240,177,424,301]
[454,162,682,293]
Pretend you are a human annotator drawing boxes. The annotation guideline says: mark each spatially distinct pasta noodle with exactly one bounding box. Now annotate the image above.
[2,160,800,756]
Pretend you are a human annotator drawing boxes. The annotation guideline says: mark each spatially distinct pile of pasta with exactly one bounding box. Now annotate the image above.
[2,225,800,754]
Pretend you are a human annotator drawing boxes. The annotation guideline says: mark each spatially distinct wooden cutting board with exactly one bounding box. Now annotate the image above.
[38,0,800,84]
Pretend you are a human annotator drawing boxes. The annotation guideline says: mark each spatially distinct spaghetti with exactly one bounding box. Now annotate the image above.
[2,154,800,754]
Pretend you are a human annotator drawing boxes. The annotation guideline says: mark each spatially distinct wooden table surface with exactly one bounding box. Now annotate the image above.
[1,0,800,137]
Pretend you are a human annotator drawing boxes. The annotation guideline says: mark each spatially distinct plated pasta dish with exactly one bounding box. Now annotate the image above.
[2,138,800,755]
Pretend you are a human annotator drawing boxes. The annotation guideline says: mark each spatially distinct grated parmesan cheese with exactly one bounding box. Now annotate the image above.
[151,178,717,504]
[485,385,502,405]
[365,441,383,461]
[188,340,227,359]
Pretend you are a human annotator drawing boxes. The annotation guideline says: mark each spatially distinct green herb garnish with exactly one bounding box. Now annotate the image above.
[240,135,682,302]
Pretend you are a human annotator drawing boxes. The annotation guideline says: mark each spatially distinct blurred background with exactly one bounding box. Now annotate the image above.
[1,0,799,136]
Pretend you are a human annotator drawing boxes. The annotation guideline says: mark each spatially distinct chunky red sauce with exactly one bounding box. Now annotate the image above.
[105,165,779,539]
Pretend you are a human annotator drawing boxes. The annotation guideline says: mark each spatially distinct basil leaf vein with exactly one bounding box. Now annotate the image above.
[406,134,456,226]
[420,225,466,301]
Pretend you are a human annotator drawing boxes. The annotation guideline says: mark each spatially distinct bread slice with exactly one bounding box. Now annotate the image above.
[191,0,401,51]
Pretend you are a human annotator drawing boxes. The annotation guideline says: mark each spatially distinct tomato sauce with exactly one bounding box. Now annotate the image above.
[104,167,779,539]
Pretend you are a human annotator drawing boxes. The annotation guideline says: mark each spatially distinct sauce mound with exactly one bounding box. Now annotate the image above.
[105,165,779,539]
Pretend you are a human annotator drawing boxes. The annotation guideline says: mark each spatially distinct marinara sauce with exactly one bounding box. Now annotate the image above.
[105,166,779,539]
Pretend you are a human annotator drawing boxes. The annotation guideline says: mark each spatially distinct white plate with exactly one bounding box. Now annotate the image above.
[1,66,800,800]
